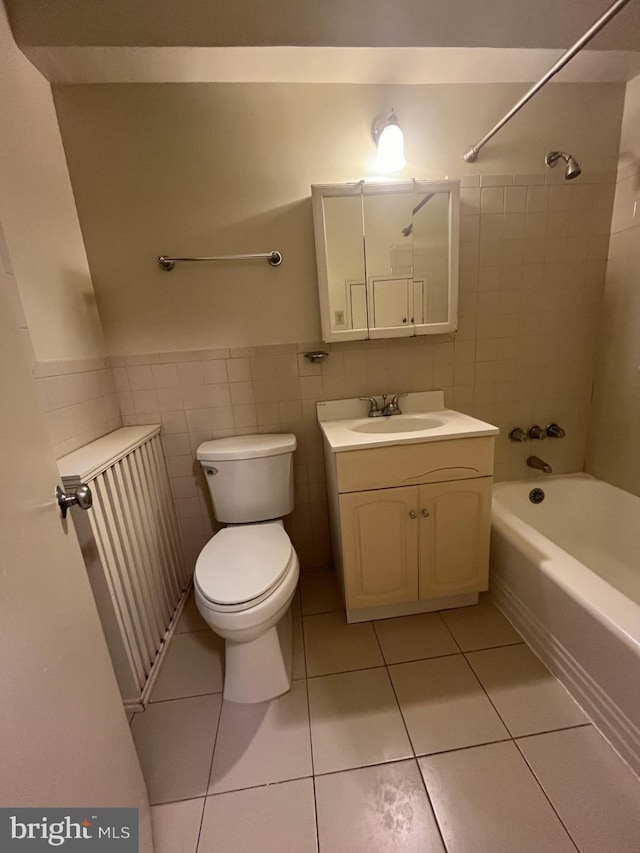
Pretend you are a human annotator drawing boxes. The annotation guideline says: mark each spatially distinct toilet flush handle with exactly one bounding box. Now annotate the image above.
[205,468,218,476]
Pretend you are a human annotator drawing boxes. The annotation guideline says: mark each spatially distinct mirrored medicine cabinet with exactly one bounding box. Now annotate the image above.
[311,179,460,343]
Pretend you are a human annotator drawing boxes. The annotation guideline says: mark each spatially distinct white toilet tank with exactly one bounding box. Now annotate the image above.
[197,434,296,523]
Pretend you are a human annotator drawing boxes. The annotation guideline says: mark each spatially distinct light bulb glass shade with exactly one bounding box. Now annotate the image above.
[374,122,406,172]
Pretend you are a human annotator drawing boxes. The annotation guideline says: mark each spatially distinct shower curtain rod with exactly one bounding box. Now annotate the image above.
[463,0,634,163]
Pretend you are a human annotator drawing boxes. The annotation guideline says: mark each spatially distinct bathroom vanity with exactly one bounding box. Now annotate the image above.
[318,392,499,622]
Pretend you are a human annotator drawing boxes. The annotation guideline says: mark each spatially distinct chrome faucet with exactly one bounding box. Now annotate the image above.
[527,456,552,474]
[381,393,408,416]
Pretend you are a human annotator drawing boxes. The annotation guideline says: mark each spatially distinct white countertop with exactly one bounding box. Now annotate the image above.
[317,391,499,452]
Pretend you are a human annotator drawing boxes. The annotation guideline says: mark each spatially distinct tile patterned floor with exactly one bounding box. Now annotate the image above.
[131,571,640,853]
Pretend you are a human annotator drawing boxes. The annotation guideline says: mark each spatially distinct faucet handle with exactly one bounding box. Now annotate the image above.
[388,393,408,415]
[546,423,566,439]
[509,428,528,443]
[528,425,547,440]
[359,396,382,417]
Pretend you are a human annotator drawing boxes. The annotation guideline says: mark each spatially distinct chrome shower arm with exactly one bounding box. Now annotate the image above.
[463,0,634,163]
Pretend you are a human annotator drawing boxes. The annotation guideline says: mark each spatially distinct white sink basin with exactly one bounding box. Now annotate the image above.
[350,416,445,434]
[317,391,500,452]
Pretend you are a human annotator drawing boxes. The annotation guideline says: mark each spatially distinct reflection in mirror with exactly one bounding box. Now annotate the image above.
[411,190,450,326]
[363,189,414,336]
[323,194,366,334]
[311,180,459,343]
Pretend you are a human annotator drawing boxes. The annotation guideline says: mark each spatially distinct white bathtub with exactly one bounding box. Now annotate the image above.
[490,473,640,776]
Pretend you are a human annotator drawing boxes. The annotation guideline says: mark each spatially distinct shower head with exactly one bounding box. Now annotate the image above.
[401,192,435,236]
[545,150,582,180]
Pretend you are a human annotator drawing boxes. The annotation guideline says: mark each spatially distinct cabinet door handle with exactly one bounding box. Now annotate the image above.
[409,510,417,519]
[421,508,430,518]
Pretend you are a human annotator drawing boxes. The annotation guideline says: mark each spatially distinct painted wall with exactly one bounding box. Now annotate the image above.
[52,82,623,355]
[0,3,105,361]
[586,73,640,494]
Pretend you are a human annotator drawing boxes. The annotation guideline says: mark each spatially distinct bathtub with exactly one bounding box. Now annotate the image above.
[490,473,640,776]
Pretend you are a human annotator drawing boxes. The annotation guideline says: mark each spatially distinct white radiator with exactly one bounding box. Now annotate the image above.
[58,425,190,710]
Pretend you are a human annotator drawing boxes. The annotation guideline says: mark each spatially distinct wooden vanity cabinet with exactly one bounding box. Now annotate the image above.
[339,486,419,609]
[332,437,494,617]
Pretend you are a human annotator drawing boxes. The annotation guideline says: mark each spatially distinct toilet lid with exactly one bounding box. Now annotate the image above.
[195,523,292,607]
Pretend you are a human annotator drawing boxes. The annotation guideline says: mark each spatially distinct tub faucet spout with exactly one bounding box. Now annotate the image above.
[527,456,552,474]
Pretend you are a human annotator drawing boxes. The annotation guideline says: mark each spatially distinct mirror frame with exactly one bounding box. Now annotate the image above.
[311,179,460,343]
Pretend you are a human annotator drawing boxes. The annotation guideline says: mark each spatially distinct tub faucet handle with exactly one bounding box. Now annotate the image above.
[546,423,566,438]
[528,425,547,440]
[509,428,528,443]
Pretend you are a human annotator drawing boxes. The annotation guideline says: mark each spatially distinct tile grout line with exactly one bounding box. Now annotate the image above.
[460,645,583,853]
[299,596,322,853]
[194,686,226,853]
[515,722,592,741]
[436,608,465,654]
[149,689,223,705]
[512,738,582,853]
[372,619,450,853]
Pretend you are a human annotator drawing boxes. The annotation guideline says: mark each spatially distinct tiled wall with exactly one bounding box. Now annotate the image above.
[32,358,121,459]
[110,345,332,571]
[0,219,120,460]
[586,148,640,493]
[20,169,616,571]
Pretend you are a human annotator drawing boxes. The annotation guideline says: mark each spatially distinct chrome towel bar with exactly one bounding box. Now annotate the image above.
[157,251,282,271]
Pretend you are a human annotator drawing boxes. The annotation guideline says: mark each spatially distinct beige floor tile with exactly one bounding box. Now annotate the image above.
[301,567,343,615]
[374,613,459,664]
[517,726,640,853]
[419,741,575,853]
[131,694,221,804]
[440,599,522,651]
[199,778,318,853]
[176,591,208,633]
[150,798,204,853]
[389,655,508,755]
[466,644,587,736]
[303,611,384,677]
[308,667,412,775]
[151,630,223,702]
[315,760,445,853]
[208,679,312,794]
[292,616,306,680]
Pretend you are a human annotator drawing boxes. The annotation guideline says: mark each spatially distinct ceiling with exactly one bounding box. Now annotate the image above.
[6,0,640,84]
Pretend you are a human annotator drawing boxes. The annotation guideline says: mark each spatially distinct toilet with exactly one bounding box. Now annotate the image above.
[194,434,300,704]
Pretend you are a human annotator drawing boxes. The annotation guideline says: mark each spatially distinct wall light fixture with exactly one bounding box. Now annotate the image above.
[371,109,406,173]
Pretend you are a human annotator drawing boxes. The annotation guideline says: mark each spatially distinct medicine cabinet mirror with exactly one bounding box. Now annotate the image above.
[311,179,459,342]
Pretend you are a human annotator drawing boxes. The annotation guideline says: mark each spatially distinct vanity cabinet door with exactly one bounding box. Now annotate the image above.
[339,486,419,610]
[418,477,492,599]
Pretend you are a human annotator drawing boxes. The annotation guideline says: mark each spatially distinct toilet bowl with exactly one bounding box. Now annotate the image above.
[194,434,299,704]
[194,521,299,703]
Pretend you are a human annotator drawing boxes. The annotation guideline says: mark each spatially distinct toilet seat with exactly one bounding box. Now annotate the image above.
[195,522,294,613]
